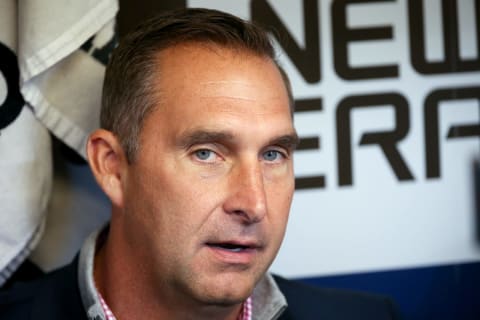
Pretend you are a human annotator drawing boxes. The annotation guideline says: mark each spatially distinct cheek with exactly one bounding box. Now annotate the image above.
[264,164,294,204]
[170,160,233,211]
[124,164,192,234]
[263,159,295,183]
[266,180,293,229]
[149,166,225,234]
[123,156,229,258]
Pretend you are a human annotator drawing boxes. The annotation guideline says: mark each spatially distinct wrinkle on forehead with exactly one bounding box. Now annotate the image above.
[198,80,284,102]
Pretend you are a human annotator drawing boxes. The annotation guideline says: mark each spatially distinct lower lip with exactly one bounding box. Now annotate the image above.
[206,245,258,265]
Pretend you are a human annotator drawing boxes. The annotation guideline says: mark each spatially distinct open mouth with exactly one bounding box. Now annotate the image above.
[206,243,252,252]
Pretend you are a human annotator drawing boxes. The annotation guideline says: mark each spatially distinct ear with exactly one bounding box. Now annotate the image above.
[86,129,127,208]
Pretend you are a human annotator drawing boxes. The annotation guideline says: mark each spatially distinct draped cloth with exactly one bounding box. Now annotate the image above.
[0,0,118,286]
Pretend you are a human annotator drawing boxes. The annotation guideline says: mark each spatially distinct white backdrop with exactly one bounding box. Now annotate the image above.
[187,0,480,277]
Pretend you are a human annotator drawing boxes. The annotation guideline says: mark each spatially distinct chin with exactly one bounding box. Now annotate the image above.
[200,291,249,307]
[194,276,255,306]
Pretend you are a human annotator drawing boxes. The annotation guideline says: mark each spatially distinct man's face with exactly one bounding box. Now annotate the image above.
[121,44,296,306]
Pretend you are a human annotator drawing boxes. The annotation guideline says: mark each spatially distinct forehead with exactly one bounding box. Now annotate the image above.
[149,43,292,125]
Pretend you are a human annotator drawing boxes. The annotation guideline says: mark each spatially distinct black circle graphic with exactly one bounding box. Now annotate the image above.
[0,43,24,130]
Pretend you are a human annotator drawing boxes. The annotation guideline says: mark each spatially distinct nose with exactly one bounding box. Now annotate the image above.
[223,160,267,224]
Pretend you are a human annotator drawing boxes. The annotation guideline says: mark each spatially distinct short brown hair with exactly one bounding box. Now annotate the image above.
[101,8,293,162]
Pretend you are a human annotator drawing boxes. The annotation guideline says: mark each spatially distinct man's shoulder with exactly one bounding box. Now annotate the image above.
[0,258,86,320]
[273,275,401,320]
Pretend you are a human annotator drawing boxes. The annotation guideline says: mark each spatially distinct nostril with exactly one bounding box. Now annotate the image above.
[227,208,264,225]
[232,209,245,215]
[229,209,252,221]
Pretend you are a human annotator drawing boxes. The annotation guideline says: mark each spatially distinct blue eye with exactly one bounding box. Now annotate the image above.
[263,150,282,162]
[195,149,213,161]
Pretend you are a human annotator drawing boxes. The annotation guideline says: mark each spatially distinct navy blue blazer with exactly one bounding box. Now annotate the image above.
[274,275,400,319]
[0,258,400,319]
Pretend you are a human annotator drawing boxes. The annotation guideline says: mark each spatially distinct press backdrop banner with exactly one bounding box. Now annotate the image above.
[185,0,480,277]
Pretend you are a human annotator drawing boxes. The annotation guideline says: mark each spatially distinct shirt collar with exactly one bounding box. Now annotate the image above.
[77,227,287,320]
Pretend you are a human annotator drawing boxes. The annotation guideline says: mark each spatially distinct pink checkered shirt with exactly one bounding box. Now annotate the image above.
[98,293,252,320]
[98,292,116,320]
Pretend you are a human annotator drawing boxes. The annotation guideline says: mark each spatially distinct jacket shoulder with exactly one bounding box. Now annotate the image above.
[0,258,86,320]
[273,275,401,320]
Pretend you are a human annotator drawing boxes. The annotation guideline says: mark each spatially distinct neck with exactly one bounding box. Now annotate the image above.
[94,223,244,320]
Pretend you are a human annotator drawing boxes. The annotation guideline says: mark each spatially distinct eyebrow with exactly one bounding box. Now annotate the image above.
[176,130,235,149]
[176,129,299,151]
[268,133,300,152]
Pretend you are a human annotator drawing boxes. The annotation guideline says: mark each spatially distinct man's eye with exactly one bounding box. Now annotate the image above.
[262,150,283,162]
[194,149,216,161]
